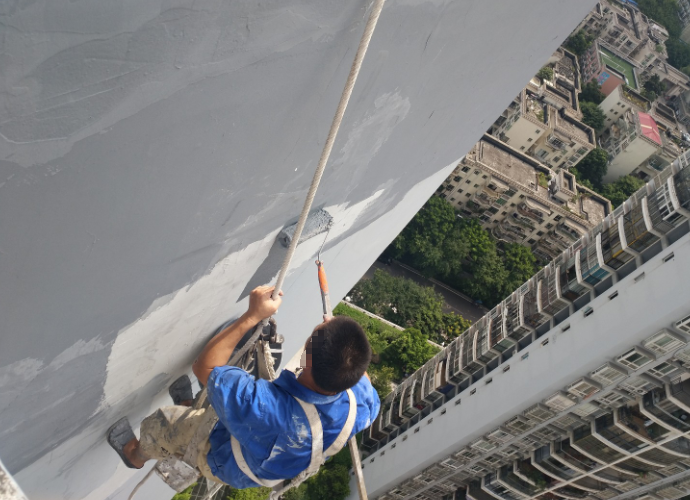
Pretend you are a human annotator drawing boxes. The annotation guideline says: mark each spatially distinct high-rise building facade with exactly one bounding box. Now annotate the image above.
[352,154,690,500]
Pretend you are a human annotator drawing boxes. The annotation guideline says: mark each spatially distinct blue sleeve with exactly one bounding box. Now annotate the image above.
[353,375,381,433]
[207,366,270,437]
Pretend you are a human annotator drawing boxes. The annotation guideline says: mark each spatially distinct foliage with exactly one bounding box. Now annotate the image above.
[440,312,472,340]
[349,269,445,339]
[281,447,353,500]
[571,169,595,190]
[389,197,469,278]
[600,175,646,207]
[666,38,690,74]
[537,172,549,189]
[386,328,440,374]
[579,79,606,105]
[564,30,593,56]
[645,74,666,95]
[637,0,682,38]
[332,302,400,356]
[172,485,195,500]
[537,66,554,81]
[502,244,539,293]
[226,487,271,500]
[580,101,606,130]
[572,148,608,189]
[368,365,396,398]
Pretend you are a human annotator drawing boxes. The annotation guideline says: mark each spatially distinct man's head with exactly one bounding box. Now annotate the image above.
[304,316,372,394]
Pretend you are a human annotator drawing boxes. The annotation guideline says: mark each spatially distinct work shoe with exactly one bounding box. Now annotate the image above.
[169,375,193,406]
[107,417,141,469]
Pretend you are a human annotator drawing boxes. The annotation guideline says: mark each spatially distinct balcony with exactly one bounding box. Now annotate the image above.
[517,201,548,224]
[555,222,582,242]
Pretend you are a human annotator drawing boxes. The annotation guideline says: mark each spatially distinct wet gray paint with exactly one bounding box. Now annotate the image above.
[0,0,596,498]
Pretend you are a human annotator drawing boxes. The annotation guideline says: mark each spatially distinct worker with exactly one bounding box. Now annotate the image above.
[107,285,380,489]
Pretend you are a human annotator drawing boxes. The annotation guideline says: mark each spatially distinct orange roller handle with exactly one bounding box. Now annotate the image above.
[316,260,332,316]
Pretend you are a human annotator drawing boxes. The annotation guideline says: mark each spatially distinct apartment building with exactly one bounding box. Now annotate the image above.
[438,135,609,261]
[678,0,690,44]
[600,108,681,182]
[353,155,690,500]
[491,88,595,172]
[576,2,689,99]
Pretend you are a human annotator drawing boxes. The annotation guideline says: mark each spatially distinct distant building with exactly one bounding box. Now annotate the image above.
[678,0,690,44]
[491,88,595,172]
[600,107,681,182]
[674,89,690,129]
[355,158,690,500]
[575,2,689,99]
[438,135,609,261]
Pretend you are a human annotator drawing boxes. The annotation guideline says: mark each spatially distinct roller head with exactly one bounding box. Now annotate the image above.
[278,208,333,247]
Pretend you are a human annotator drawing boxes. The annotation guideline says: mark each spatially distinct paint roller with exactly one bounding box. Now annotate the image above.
[278,208,333,247]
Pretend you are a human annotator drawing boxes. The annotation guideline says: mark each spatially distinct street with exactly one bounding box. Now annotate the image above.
[362,260,488,323]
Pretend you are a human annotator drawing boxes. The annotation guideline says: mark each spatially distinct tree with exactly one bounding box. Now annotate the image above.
[572,148,608,189]
[441,313,472,340]
[564,30,593,56]
[580,102,606,130]
[349,270,445,339]
[537,66,554,81]
[644,74,666,95]
[389,197,469,278]
[502,244,538,293]
[386,328,439,373]
[579,79,606,105]
[368,365,396,398]
[665,38,690,72]
[637,0,682,38]
[571,169,595,190]
[601,175,646,207]
[226,487,272,500]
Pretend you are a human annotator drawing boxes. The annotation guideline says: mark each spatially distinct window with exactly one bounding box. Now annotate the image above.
[445,184,453,190]
[567,377,602,399]
[520,146,526,151]
[482,175,488,179]
[488,207,499,214]
[554,156,561,163]
[466,180,471,184]
[456,188,464,194]
[453,176,462,182]
[554,215,562,221]
[546,223,554,229]
[527,138,533,142]
[537,231,544,236]
[474,170,480,175]
[502,211,508,215]
[461,166,470,173]
[528,238,536,244]
[590,363,627,386]
[474,184,479,188]
[439,193,447,199]
[535,129,541,134]
[644,330,686,355]
[510,203,516,207]
[617,347,654,370]
[450,197,455,202]
[465,193,471,197]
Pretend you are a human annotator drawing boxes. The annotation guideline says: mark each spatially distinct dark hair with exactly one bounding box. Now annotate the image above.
[309,316,372,393]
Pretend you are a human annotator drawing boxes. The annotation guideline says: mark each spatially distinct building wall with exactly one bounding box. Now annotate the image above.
[606,138,659,181]
[0,1,600,499]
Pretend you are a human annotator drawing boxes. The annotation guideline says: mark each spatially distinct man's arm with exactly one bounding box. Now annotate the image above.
[193,285,282,386]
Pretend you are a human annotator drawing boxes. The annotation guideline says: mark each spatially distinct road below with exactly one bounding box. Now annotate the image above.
[361,260,488,323]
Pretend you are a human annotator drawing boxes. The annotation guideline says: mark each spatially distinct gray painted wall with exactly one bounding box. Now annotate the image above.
[0,1,596,498]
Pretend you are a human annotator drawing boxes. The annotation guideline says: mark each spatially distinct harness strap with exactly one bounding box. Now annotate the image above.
[231,388,358,487]
[324,389,357,458]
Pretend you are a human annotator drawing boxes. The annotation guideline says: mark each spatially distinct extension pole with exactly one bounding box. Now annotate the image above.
[229,0,387,374]
[317,260,368,500]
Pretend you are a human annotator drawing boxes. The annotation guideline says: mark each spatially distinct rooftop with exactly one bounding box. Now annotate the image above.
[599,45,638,88]
[638,111,662,145]
[554,109,596,144]
[474,135,609,225]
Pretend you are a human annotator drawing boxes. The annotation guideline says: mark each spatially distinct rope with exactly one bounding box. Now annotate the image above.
[272,0,386,296]
[227,0,386,370]
[127,0,386,497]
[128,467,155,500]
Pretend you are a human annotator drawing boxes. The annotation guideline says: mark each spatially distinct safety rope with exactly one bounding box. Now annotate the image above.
[127,0,386,497]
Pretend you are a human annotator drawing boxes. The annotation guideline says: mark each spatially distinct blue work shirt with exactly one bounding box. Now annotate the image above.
[206,366,380,488]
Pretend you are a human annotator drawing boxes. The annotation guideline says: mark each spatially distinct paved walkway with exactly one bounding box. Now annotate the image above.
[362,260,487,323]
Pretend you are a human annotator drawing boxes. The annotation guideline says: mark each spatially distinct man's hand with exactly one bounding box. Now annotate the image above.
[247,285,283,322]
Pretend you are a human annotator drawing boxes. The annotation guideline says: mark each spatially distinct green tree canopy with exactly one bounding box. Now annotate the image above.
[573,148,608,189]
[564,30,593,56]
[537,66,554,81]
[644,74,666,95]
[637,0,682,38]
[580,101,606,130]
[502,243,539,293]
[666,38,690,73]
[579,80,606,105]
[389,197,469,278]
[226,487,272,500]
[441,313,472,340]
[601,175,646,207]
[386,328,439,373]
